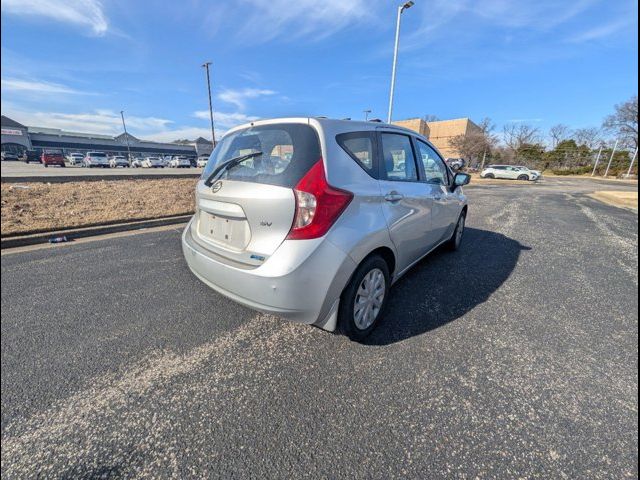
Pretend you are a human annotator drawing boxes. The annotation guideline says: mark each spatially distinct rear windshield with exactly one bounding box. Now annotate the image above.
[202,123,321,188]
[89,152,107,157]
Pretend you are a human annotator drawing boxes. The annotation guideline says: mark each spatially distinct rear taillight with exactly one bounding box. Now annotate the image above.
[286,159,353,240]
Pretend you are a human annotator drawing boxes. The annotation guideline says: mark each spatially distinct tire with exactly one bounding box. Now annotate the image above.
[338,255,390,341]
[484,173,495,179]
[446,210,467,251]
[517,174,529,181]
[44,164,48,168]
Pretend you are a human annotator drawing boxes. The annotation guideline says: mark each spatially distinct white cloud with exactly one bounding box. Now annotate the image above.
[566,19,632,43]
[1,0,108,35]
[1,78,93,95]
[193,110,259,129]
[217,88,275,110]
[233,0,372,40]
[404,0,601,48]
[2,107,172,135]
[140,127,220,143]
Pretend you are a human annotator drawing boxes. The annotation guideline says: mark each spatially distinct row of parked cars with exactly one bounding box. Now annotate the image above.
[11,150,210,168]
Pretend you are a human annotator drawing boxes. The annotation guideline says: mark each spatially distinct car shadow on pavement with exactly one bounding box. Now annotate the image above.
[363,227,531,346]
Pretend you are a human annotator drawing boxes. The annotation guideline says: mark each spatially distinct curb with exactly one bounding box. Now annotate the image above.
[1,173,201,183]
[1,215,192,249]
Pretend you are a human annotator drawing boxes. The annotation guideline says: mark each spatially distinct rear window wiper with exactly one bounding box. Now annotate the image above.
[204,151,263,187]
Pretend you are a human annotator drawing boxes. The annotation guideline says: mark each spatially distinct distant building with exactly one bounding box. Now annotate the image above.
[393,117,481,158]
[0,116,31,152]
[1,115,213,158]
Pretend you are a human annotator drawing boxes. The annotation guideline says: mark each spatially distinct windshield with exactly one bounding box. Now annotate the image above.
[202,123,321,188]
[90,152,107,157]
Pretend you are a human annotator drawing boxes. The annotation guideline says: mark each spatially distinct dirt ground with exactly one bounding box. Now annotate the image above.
[1,179,198,236]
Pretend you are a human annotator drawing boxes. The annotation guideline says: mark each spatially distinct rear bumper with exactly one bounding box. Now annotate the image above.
[182,218,356,327]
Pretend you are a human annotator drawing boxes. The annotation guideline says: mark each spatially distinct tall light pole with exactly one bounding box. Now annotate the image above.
[626,147,638,177]
[202,62,216,147]
[120,110,132,162]
[363,109,372,121]
[591,145,603,176]
[604,139,619,177]
[387,1,414,124]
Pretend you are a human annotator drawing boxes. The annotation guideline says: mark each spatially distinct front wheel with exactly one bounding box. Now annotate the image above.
[338,255,390,341]
[484,173,495,179]
[517,174,529,181]
[446,211,467,251]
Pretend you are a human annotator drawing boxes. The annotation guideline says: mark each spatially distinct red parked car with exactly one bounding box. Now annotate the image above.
[41,150,66,168]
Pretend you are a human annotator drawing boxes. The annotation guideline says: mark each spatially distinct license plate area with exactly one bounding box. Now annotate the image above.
[198,211,251,250]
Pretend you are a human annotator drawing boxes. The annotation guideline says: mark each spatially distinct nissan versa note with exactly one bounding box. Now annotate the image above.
[182,118,470,340]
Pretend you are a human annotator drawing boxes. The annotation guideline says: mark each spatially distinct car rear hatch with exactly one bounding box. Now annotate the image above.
[191,122,321,267]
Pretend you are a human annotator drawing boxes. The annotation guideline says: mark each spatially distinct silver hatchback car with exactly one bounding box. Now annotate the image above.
[182,118,470,340]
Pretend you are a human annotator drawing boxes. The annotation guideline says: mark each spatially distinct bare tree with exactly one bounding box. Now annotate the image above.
[603,96,638,149]
[502,123,540,152]
[422,114,440,122]
[448,117,498,166]
[573,127,603,150]
[548,124,571,149]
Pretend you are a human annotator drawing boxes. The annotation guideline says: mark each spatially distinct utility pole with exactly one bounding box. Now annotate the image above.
[603,139,618,177]
[387,1,414,124]
[591,146,603,176]
[363,109,372,121]
[480,148,487,171]
[626,147,638,177]
[120,110,132,163]
[202,62,216,147]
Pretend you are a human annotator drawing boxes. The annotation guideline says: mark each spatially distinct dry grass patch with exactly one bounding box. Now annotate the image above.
[1,179,198,236]
[589,191,638,211]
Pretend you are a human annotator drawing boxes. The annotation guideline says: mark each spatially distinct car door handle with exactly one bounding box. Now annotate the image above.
[384,191,404,202]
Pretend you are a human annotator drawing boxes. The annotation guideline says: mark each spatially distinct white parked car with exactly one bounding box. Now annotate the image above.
[83,151,110,168]
[141,156,164,168]
[131,157,144,168]
[196,155,209,168]
[109,155,130,168]
[66,153,85,165]
[480,165,539,181]
[515,166,541,180]
[170,156,192,168]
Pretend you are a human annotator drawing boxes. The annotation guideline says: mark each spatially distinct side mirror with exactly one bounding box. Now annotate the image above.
[452,172,471,190]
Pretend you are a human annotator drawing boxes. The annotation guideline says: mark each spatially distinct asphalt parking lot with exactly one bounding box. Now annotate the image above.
[1,178,638,478]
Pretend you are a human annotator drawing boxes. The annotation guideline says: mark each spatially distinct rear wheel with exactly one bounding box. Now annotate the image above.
[338,255,390,341]
[484,173,495,179]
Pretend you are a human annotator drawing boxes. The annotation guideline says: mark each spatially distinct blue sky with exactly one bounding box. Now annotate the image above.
[1,0,637,142]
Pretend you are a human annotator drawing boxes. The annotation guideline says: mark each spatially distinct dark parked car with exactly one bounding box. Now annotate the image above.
[41,150,66,168]
[22,150,41,163]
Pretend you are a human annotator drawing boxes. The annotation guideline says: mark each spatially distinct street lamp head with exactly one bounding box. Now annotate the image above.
[401,1,414,11]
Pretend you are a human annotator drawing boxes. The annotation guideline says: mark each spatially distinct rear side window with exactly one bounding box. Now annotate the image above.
[202,124,321,188]
[380,133,418,181]
[336,131,376,175]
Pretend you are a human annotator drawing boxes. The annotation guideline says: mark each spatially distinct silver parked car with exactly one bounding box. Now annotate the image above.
[182,118,470,340]
[83,151,109,168]
[109,155,130,168]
